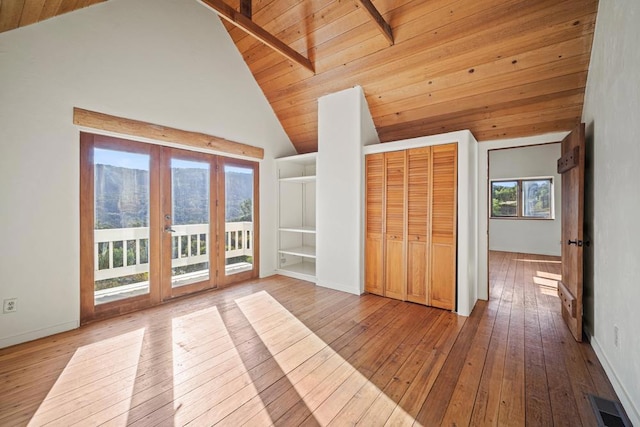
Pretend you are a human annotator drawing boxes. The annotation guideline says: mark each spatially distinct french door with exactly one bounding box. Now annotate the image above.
[160,147,216,299]
[218,158,259,286]
[80,133,258,323]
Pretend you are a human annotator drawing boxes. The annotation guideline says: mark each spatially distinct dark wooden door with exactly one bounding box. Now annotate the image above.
[557,123,585,342]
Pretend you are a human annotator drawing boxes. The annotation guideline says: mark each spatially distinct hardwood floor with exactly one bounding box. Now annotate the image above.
[0,251,618,426]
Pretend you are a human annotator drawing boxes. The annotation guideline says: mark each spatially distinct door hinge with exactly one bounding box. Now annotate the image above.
[567,239,590,247]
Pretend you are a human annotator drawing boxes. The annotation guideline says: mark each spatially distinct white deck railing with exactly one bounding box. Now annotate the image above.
[94,222,253,281]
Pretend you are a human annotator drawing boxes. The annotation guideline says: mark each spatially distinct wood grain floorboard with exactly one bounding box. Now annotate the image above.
[0,255,620,426]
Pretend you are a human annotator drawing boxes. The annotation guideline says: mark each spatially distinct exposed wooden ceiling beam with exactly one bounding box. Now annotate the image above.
[240,0,252,19]
[356,0,394,45]
[198,0,314,73]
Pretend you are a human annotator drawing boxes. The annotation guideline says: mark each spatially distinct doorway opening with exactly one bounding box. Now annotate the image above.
[487,143,562,301]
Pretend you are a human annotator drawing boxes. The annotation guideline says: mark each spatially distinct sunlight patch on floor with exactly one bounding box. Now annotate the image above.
[534,274,560,297]
[235,291,420,426]
[514,258,562,264]
[534,276,559,288]
[537,271,562,281]
[539,285,560,297]
[28,328,145,426]
[169,306,269,426]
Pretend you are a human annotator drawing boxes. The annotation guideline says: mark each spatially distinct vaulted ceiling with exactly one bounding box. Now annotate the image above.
[0,0,105,32]
[1,0,598,154]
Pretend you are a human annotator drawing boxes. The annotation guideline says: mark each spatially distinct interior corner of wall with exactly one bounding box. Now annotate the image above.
[456,300,472,317]
[316,279,361,296]
[355,85,380,147]
[590,333,640,426]
[259,269,276,279]
[467,130,479,145]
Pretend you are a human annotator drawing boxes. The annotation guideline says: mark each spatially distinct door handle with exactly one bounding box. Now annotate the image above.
[164,226,176,233]
[567,239,583,247]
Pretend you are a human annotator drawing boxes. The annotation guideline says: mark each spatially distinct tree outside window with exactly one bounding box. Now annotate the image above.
[491,181,518,217]
[491,178,553,219]
[523,180,551,218]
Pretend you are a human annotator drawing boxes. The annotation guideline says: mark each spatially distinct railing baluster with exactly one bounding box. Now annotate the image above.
[109,241,113,269]
[94,223,254,280]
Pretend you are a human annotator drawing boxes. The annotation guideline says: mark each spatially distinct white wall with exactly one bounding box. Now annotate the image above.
[459,132,479,316]
[477,132,569,301]
[0,0,293,348]
[489,143,562,256]
[363,130,478,317]
[581,0,640,423]
[317,86,378,295]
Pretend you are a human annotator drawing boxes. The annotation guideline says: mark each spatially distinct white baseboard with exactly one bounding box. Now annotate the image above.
[316,279,362,296]
[259,269,276,279]
[0,320,79,349]
[588,331,640,426]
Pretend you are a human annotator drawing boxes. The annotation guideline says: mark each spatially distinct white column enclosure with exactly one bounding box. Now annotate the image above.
[316,86,379,295]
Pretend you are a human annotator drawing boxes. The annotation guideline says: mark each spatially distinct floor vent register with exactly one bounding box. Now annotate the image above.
[589,394,633,427]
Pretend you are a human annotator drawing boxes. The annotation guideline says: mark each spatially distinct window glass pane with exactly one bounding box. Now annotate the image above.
[523,179,552,218]
[170,158,210,288]
[491,181,518,217]
[94,148,150,304]
[225,165,254,275]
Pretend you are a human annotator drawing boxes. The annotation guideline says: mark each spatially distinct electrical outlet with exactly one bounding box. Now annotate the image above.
[614,325,620,348]
[3,298,17,314]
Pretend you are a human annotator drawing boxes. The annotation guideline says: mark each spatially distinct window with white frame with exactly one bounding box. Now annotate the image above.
[490,178,554,219]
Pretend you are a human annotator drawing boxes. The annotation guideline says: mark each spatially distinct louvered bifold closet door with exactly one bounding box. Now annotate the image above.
[430,143,457,310]
[406,147,430,305]
[384,151,406,301]
[365,153,385,296]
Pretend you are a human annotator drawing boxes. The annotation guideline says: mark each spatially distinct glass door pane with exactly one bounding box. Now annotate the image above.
[224,164,254,275]
[93,148,150,305]
[170,158,210,288]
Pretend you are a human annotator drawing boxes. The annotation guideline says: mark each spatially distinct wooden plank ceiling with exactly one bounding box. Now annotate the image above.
[0,0,598,154]
[0,0,105,33]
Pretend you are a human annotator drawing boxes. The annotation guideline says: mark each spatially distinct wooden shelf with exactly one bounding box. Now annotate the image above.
[279,226,316,234]
[279,175,316,183]
[278,245,316,258]
[277,262,316,280]
[277,152,317,281]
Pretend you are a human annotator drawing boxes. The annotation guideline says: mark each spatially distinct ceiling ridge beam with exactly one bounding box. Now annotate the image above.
[198,0,314,74]
[355,0,394,45]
